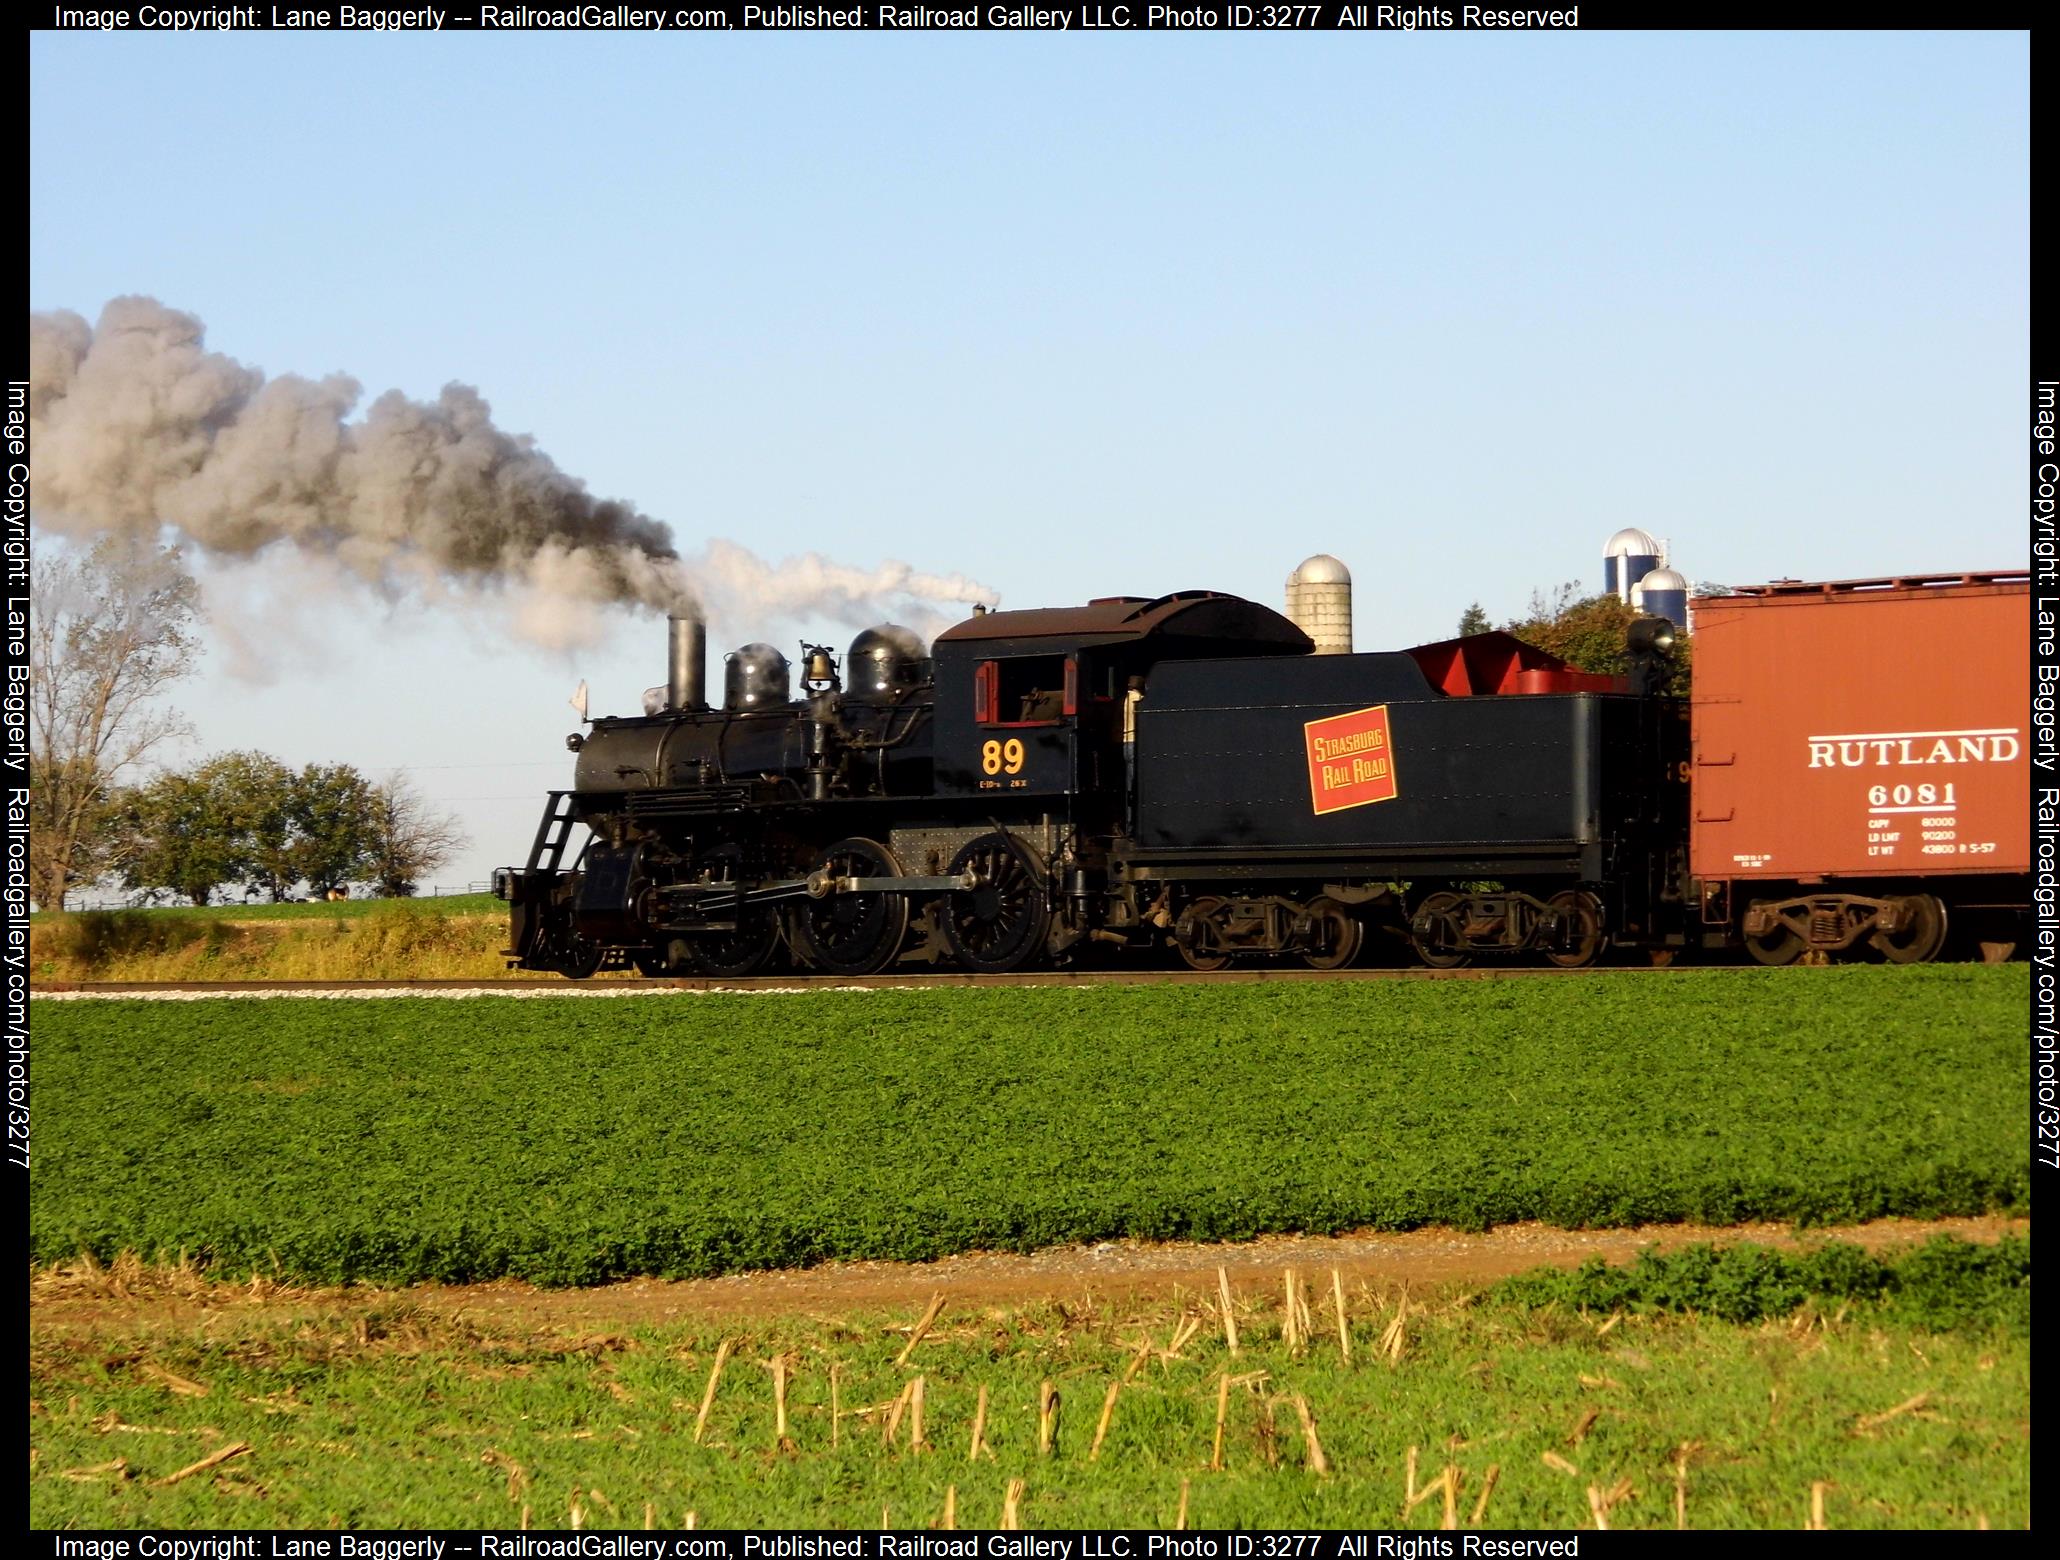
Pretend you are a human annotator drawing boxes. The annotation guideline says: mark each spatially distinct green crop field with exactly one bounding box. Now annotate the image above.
[27,1239,2031,1530]
[28,966,2028,1287]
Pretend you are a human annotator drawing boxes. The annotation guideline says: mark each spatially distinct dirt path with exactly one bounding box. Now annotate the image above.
[31,1215,2025,1339]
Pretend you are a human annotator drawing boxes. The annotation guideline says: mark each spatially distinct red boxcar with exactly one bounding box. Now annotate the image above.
[1689,572,2030,963]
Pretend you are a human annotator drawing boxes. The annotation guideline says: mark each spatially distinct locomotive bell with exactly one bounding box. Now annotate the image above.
[724,643,792,709]
[802,646,838,688]
[846,624,927,697]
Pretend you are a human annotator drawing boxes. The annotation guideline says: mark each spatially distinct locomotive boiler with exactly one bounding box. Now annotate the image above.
[497,589,1695,977]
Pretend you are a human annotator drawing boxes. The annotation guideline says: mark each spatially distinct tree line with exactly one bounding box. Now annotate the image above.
[29,538,466,911]
[116,754,467,908]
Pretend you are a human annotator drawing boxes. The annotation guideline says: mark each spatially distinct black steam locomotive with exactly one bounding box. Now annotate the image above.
[497,590,1690,976]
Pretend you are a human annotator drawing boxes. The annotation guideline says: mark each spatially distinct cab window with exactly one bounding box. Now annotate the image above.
[975,656,1074,726]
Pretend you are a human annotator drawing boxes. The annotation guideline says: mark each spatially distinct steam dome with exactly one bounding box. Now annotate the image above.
[723,643,791,710]
[846,624,928,699]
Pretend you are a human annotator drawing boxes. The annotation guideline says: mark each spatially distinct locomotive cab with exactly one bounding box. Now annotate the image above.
[930,592,1313,804]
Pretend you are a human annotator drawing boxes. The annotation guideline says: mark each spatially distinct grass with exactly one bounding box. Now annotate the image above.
[27,966,2029,1285]
[26,1240,2031,1529]
[29,898,517,983]
[32,892,499,924]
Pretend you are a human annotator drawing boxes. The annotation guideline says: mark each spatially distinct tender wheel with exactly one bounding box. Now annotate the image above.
[791,837,910,976]
[1174,896,1232,972]
[942,833,1052,974]
[1409,890,1471,969]
[1542,889,1608,969]
[679,847,782,978]
[1300,896,1364,971]
[1871,893,1948,965]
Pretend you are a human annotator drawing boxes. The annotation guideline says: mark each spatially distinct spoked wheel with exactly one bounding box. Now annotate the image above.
[632,947,675,978]
[1542,889,1608,969]
[1743,903,1805,967]
[1871,893,1948,965]
[941,833,1052,974]
[791,837,910,976]
[1300,896,1364,971]
[1174,896,1232,971]
[538,892,604,980]
[1409,890,1472,969]
[556,936,604,981]
[679,846,783,978]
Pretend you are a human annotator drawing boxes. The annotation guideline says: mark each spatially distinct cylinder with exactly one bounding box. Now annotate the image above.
[668,614,707,711]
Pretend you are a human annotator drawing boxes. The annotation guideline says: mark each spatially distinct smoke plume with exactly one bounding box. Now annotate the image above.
[28,297,999,648]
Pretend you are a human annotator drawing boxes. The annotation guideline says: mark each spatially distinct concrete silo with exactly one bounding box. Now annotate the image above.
[1285,554,1353,654]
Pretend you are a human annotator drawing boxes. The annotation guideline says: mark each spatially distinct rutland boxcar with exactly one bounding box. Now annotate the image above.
[1688,572,2030,963]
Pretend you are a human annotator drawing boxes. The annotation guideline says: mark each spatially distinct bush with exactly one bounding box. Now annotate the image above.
[1496,1234,2030,1332]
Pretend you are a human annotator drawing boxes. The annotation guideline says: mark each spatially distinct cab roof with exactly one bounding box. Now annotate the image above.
[935,591,1313,652]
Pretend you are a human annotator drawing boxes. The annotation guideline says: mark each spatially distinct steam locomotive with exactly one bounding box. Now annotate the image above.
[497,591,1701,976]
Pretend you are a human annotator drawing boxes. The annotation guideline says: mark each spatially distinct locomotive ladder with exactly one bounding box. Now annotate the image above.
[526,791,583,875]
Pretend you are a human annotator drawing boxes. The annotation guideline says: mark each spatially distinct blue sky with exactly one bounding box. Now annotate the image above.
[29,29,2030,892]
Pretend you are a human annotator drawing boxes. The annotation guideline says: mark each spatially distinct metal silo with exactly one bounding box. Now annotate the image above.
[1285,554,1353,654]
[1631,566,1689,630]
[1603,527,1661,602]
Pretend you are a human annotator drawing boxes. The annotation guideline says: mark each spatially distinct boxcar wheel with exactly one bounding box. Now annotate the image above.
[1871,893,1948,965]
[1743,905,1804,967]
[792,837,910,976]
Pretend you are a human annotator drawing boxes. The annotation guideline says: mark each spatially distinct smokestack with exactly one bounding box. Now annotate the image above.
[668,614,707,711]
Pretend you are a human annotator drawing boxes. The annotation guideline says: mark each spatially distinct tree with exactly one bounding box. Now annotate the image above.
[1503,585,1642,676]
[290,763,380,897]
[364,773,469,898]
[1457,602,1491,638]
[119,764,249,908]
[1501,580,1693,694]
[117,752,386,904]
[214,751,299,902]
[28,539,201,909]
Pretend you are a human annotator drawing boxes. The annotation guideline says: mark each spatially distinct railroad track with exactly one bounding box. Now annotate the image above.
[36,963,1699,997]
